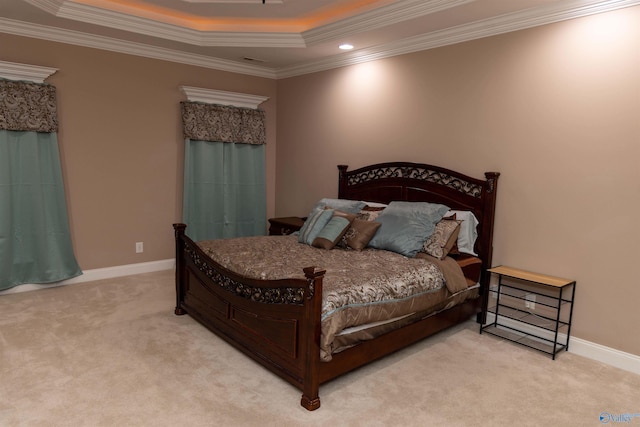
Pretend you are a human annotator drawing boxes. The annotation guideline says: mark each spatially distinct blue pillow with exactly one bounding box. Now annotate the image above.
[298,208,335,245]
[312,198,366,215]
[368,201,450,257]
[312,211,355,249]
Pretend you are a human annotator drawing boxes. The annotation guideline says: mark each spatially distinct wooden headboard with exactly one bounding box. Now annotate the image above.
[338,162,500,285]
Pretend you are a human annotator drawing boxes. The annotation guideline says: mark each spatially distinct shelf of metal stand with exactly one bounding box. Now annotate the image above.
[480,265,576,360]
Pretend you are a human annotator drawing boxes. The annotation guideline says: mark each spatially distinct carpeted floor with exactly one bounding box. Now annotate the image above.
[1,270,639,426]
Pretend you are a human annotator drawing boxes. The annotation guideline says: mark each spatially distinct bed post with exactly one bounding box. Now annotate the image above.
[173,223,187,316]
[478,172,500,324]
[300,266,325,411]
[337,165,349,198]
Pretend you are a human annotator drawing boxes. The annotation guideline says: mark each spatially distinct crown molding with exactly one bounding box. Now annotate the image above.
[3,0,640,80]
[277,0,640,78]
[0,17,277,79]
[55,1,305,47]
[26,0,306,47]
[0,59,58,83]
[25,0,470,48]
[303,0,473,46]
[22,0,63,16]
[181,86,269,108]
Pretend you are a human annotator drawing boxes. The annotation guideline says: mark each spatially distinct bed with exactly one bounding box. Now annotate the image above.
[173,161,499,410]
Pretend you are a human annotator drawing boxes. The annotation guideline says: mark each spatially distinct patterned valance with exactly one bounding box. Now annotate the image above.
[181,101,266,145]
[0,79,58,133]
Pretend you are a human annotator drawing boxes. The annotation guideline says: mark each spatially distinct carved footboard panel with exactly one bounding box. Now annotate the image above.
[173,223,325,410]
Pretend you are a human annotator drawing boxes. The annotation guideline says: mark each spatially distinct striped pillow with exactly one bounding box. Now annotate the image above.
[312,211,355,249]
[298,208,334,245]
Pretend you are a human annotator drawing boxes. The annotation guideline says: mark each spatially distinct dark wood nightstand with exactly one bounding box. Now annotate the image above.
[268,217,305,235]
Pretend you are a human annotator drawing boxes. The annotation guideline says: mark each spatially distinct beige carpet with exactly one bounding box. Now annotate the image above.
[1,270,639,427]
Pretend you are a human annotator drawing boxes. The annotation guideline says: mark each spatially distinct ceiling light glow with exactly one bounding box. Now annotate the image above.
[339,44,354,50]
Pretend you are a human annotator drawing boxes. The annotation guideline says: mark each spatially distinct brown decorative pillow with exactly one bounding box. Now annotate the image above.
[421,218,462,260]
[312,211,356,250]
[339,218,382,251]
[356,206,385,222]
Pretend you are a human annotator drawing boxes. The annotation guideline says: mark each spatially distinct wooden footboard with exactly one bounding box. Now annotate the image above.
[173,223,325,410]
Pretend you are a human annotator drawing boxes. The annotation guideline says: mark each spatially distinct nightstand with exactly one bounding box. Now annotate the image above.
[268,217,305,235]
[480,265,576,359]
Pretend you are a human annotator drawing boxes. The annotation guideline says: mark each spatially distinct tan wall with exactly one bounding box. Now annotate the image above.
[1,33,277,270]
[276,7,640,356]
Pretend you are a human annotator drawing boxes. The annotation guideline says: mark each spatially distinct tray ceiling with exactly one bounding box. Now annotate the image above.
[0,0,637,78]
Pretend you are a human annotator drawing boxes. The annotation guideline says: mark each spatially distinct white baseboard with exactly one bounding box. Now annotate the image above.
[484,314,640,376]
[569,337,640,376]
[0,259,175,295]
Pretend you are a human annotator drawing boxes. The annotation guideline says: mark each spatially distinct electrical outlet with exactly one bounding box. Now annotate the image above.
[525,293,536,310]
[136,242,143,253]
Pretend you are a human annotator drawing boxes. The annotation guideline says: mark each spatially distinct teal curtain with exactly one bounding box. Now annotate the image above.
[0,130,82,290]
[183,139,266,241]
[181,101,267,242]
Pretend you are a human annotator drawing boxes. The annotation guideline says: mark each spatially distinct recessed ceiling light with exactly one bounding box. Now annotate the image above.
[339,44,354,50]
